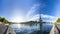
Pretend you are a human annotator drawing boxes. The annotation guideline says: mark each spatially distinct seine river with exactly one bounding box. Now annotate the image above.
[10,23,53,34]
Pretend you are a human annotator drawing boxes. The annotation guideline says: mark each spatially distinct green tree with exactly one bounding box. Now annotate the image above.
[0,16,8,24]
[3,18,8,24]
[0,16,2,22]
[56,18,60,22]
[56,18,60,23]
[0,16,2,19]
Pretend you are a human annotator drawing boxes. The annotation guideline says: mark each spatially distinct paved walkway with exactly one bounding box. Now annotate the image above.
[6,26,16,34]
[0,24,7,34]
[0,23,16,34]
[55,24,60,34]
[49,24,55,34]
[50,24,59,34]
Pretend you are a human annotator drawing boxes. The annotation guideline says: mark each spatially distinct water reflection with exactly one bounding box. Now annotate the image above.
[10,23,53,34]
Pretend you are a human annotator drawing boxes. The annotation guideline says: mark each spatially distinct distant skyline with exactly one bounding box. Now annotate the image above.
[0,0,60,22]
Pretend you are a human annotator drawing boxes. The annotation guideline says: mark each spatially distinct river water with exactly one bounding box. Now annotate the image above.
[10,23,53,34]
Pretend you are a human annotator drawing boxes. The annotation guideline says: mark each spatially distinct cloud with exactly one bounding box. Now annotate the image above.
[10,9,25,22]
[25,4,40,21]
[26,4,40,17]
[29,14,39,21]
[25,4,57,22]
[25,3,46,21]
[28,14,58,22]
[41,14,57,19]
[41,14,58,22]
[10,4,41,22]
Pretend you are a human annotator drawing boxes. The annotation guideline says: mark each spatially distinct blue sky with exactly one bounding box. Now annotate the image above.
[0,0,60,22]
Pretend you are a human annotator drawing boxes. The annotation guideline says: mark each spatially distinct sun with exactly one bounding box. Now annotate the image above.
[11,16,24,22]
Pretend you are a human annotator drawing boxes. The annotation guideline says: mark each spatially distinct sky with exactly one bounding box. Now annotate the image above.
[0,0,60,22]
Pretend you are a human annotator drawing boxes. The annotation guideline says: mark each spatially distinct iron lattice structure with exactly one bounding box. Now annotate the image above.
[38,14,43,34]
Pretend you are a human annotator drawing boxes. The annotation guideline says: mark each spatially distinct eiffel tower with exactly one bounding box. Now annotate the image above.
[39,14,42,25]
[39,14,43,34]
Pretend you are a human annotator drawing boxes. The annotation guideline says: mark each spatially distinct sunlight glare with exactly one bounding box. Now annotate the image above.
[11,16,24,22]
[17,24,22,28]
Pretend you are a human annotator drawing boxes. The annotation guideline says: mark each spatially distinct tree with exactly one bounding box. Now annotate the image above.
[56,18,60,22]
[56,18,60,23]
[0,16,2,19]
[2,18,8,24]
[0,16,2,22]
[0,16,8,24]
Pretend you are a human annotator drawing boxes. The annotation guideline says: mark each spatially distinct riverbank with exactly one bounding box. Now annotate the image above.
[30,30,49,34]
[0,22,16,34]
[6,26,16,34]
[49,24,55,34]
[0,24,7,34]
[55,24,60,34]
